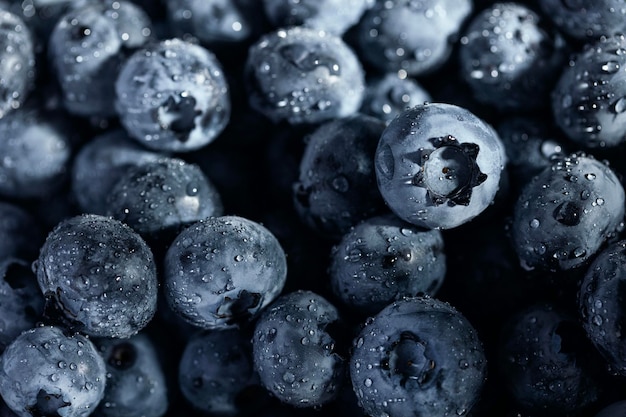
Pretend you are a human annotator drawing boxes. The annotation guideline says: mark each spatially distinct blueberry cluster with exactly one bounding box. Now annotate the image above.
[4,1,626,417]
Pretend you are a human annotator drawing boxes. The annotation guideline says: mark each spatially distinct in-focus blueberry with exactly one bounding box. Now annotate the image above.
[179,328,269,416]
[164,216,287,329]
[94,333,168,417]
[115,38,231,152]
[293,114,387,239]
[252,290,345,407]
[552,34,626,148]
[329,213,446,316]
[354,0,472,76]
[458,2,568,111]
[511,153,625,271]
[0,325,107,417]
[245,26,365,125]
[350,297,487,417]
[35,214,158,338]
[375,103,506,229]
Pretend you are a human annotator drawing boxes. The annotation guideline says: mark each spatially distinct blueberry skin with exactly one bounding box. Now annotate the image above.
[262,0,374,35]
[0,10,35,119]
[539,0,626,40]
[179,328,268,416]
[594,400,626,417]
[350,297,487,417]
[164,216,287,329]
[293,114,387,239]
[374,103,506,229]
[0,202,42,262]
[354,0,472,76]
[245,26,365,125]
[511,153,625,271]
[329,213,446,316]
[0,325,107,417]
[105,157,223,240]
[115,38,231,152]
[48,1,153,117]
[0,108,71,200]
[458,2,568,111]
[360,73,431,125]
[552,35,626,148]
[94,334,167,417]
[579,240,626,376]
[0,259,44,353]
[35,214,158,338]
[71,129,164,215]
[252,290,345,407]
[498,305,601,414]
[166,0,255,44]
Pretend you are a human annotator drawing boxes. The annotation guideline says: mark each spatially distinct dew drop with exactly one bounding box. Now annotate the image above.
[364,378,372,387]
[529,219,540,228]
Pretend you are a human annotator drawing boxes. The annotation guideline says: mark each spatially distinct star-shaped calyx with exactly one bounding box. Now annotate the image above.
[410,135,487,206]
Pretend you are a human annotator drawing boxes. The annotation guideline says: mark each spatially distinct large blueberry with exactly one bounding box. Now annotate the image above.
[374,103,506,229]
[350,297,487,417]
[164,216,287,329]
[35,214,158,338]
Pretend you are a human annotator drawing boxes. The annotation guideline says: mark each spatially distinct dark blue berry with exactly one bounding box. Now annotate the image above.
[35,214,158,338]
[245,26,365,125]
[48,1,153,117]
[354,0,472,76]
[261,0,374,35]
[552,34,626,148]
[498,304,602,414]
[511,153,625,271]
[179,328,269,416]
[94,333,168,417]
[458,2,568,111]
[115,38,231,152]
[375,103,506,229]
[329,213,446,316]
[163,216,287,329]
[0,325,107,417]
[350,297,487,417]
[293,114,387,239]
[252,290,345,407]
[594,400,626,417]
[539,0,626,40]
[0,201,43,262]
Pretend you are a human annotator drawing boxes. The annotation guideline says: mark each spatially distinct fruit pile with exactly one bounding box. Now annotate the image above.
[1,1,626,416]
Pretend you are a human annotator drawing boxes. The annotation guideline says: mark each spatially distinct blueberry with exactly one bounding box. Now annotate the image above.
[360,72,431,125]
[48,1,153,117]
[458,2,568,111]
[579,240,626,376]
[163,216,287,329]
[0,107,71,200]
[261,0,374,35]
[594,400,626,417]
[374,103,506,229]
[0,259,44,353]
[0,10,35,119]
[350,297,487,417]
[329,213,446,316]
[252,290,345,407]
[498,304,601,414]
[166,0,255,45]
[71,129,164,215]
[94,333,168,417]
[179,328,269,416]
[353,0,472,76]
[0,325,106,417]
[552,34,626,148]
[293,114,387,239]
[245,26,365,125]
[0,202,43,262]
[35,214,158,338]
[105,157,223,243]
[510,153,625,271]
[539,0,626,40]
[115,38,231,152]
